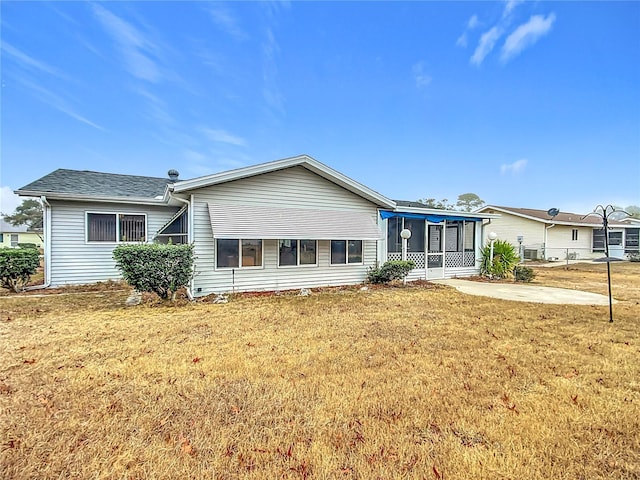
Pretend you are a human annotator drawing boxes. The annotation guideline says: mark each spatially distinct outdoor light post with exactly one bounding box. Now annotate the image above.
[400,228,412,262]
[488,231,498,265]
[582,205,629,323]
[400,228,412,285]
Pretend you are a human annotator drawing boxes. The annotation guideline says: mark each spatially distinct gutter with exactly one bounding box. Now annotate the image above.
[168,193,194,301]
[26,196,52,291]
[15,190,168,206]
[544,223,556,259]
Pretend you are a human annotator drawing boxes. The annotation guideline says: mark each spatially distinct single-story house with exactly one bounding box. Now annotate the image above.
[475,205,639,261]
[16,155,497,296]
[0,218,43,249]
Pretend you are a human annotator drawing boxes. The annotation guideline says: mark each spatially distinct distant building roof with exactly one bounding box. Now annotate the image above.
[16,169,174,200]
[0,218,30,233]
[478,205,630,227]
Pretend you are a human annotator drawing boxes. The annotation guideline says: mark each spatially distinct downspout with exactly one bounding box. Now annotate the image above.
[169,193,194,300]
[26,196,52,290]
[544,223,556,260]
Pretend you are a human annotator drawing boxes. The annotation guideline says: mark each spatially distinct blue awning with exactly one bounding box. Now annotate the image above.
[379,210,482,223]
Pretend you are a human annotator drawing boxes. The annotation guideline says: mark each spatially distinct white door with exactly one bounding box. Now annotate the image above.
[427,224,444,279]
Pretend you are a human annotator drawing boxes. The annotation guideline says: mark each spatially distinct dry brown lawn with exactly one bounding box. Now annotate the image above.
[1,263,639,479]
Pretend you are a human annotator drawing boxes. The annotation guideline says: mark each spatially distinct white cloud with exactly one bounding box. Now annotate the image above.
[456,15,480,48]
[470,26,502,66]
[456,33,468,48]
[92,4,161,82]
[208,4,248,40]
[13,75,105,130]
[500,158,528,175]
[1,42,67,79]
[200,128,247,147]
[501,13,556,63]
[503,0,523,19]
[412,61,432,89]
[1,187,21,215]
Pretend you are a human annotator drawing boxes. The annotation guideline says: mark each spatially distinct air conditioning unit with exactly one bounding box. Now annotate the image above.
[524,249,538,260]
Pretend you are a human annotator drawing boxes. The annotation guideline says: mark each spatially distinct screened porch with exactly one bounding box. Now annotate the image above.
[382,211,480,278]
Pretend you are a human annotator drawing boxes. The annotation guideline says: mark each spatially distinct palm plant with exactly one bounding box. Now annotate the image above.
[480,239,519,279]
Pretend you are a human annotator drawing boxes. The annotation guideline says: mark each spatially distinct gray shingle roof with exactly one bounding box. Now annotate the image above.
[394,199,431,208]
[17,169,174,199]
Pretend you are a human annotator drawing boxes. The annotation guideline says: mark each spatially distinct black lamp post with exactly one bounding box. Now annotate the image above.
[582,205,629,323]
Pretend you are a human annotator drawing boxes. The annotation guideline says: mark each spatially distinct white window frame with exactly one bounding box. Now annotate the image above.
[572,229,578,241]
[330,239,364,266]
[215,239,264,270]
[278,239,318,268]
[10,234,19,247]
[85,211,148,244]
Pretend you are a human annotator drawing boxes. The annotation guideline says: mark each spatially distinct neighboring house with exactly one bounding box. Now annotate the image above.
[16,155,497,296]
[0,218,43,249]
[476,205,639,260]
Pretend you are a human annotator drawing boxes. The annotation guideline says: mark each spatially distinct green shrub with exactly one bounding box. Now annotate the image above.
[514,265,535,282]
[17,243,38,249]
[113,243,195,300]
[480,239,519,279]
[0,248,40,292]
[367,260,416,284]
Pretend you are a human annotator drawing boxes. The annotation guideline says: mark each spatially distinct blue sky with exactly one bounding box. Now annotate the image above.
[1,1,639,215]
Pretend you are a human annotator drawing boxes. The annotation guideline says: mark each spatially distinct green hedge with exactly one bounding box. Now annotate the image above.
[514,265,535,282]
[0,248,40,292]
[113,243,194,300]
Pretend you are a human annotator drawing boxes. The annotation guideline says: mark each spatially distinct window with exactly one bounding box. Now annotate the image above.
[572,229,578,241]
[609,231,623,246]
[625,228,639,252]
[86,212,146,242]
[592,229,623,251]
[156,210,188,244]
[331,240,363,264]
[279,239,317,266]
[10,234,19,247]
[593,229,605,252]
[216,239,262,268]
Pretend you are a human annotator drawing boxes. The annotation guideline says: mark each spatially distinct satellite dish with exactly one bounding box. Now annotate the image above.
[547,208,559,218]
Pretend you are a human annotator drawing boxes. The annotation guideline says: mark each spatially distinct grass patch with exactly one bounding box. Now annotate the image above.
[1,264,639,479]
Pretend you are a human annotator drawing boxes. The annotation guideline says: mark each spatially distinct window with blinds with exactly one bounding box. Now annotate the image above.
[86,212,146,243]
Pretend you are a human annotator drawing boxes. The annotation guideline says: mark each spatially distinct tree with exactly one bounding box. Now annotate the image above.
[456,193,485,212]
[417,198,454,210]
[625,205,640,219]
[2,199,43,230]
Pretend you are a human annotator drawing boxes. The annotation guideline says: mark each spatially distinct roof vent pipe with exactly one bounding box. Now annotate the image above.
[168,169,179,181]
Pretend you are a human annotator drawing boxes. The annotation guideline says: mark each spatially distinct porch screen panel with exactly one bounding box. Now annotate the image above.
[445,223,460,252]
[464,222,475,251]
[427,225,443,268]
[625,228,639,252]
[593,229,605,252]
[404,219,425,252]
[387,217,402,253]
[428,225,442,252]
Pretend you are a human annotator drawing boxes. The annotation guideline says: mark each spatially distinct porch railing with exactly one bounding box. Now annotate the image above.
[387,251,475,268]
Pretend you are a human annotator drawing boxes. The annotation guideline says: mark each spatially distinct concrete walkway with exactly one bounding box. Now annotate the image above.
[432,279,615,305]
